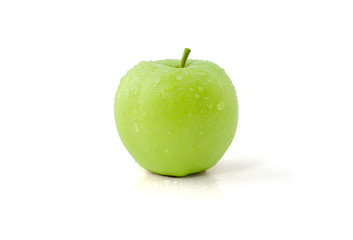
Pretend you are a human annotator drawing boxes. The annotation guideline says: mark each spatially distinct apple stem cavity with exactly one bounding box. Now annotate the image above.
[179,48,191,68]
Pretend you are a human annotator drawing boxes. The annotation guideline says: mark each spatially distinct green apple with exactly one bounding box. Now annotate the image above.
[114,49,238,177]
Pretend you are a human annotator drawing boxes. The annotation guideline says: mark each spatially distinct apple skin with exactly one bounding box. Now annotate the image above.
[114,59,238,177]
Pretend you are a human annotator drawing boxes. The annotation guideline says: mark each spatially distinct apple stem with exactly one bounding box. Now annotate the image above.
[179,48,191,68]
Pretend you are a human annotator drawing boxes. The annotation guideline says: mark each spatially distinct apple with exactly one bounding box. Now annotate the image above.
[114,48,238,177]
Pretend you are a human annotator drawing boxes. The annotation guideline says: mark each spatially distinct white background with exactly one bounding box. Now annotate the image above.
[1,0,353,239]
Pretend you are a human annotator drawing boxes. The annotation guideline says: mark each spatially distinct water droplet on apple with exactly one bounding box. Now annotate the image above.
[132,89,138,96]
[209,103,213,109]
[199,131,203,135]
[176,75,182,80]
[198,86,203,91]
[134,123,139,132]
[153,76,162,87]
[125,76,132,83]
[195,94,200,99]
[217,101,225,111]
[164,149,169,153]
[190,88,194,91]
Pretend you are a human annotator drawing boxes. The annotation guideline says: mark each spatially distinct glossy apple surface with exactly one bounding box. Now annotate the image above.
[115,58,238,176]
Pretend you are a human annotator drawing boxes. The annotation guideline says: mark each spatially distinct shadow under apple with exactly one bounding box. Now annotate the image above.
[135,156,291,202]
[135,169,224,202]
